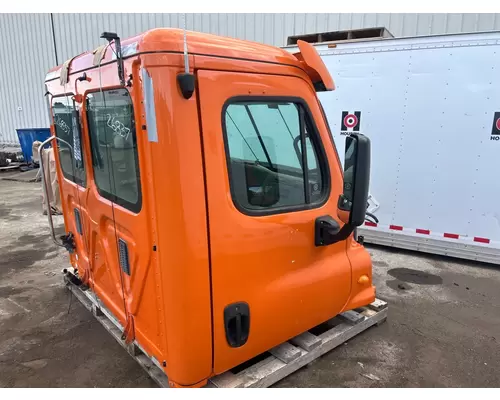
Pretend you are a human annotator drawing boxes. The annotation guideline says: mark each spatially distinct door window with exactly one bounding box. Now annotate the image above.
[223,99,328,214]
[86,89,141,212]
[52,95,86,186]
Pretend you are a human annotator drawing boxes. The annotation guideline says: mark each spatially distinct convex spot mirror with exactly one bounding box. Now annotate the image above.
[337,133,371,226]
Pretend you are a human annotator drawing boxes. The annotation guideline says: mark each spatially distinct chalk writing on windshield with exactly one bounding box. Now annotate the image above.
[54,114,71,134]
[107,114,131,140]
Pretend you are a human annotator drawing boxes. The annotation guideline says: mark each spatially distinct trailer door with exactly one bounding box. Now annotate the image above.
[198,70,353,374]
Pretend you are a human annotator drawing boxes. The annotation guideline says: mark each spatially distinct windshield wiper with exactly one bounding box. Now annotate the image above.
[244,105,275,170]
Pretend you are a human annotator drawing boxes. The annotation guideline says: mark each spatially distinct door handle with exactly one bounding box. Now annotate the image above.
[315,215,341,246]
[235,313,242,345]
[224,302,250,348]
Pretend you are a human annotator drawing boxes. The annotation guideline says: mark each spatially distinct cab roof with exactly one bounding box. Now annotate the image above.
[45,28,303,82]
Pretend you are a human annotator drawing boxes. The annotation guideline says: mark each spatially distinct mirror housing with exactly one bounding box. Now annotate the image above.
[338,133,371,227]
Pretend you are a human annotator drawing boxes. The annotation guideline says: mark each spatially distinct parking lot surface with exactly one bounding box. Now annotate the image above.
[0,178,499,387]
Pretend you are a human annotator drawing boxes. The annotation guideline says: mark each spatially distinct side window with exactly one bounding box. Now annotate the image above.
[223,100,327,213]
[52,95,86,186]
[86,89,141,212]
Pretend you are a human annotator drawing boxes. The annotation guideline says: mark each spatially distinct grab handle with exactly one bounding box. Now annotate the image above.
[38,135,73,248]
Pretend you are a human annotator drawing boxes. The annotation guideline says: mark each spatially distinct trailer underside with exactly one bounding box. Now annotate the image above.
[359,228,500,265]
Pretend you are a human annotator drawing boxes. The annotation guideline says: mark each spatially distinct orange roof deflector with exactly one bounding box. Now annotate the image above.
[293,40,335,92]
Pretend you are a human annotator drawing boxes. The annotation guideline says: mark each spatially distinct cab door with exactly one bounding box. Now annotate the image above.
[82,88,137,326]
[83,85,163,357]
[197,70,353,374]
[51,95,92,285]
[51,91,131,326]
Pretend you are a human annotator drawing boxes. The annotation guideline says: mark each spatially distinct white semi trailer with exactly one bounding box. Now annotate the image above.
[286,31,500,264]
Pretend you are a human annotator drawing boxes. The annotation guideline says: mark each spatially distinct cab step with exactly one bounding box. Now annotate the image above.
[65,276,387,388]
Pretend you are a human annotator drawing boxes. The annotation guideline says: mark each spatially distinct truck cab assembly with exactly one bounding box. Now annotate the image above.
[42,28,376,388]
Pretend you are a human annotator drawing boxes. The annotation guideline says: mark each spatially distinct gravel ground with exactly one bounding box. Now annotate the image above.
[0,178,498,388]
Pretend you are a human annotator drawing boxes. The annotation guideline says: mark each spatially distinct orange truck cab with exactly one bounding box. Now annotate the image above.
[42,28,375,387]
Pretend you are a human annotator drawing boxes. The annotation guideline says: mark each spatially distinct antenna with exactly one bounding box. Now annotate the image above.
[183,14,189,74]
[177,13,195,99]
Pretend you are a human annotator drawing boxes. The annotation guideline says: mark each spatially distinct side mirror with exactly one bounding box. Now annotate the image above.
[338,133,371,226]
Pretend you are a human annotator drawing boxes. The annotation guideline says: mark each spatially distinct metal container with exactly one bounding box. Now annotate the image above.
[16,128,51,163]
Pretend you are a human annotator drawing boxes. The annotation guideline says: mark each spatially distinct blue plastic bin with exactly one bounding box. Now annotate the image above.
[16,128,51,163]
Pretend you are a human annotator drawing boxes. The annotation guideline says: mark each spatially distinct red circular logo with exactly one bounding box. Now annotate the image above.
[344,114,358,129]
[496,118,500,131]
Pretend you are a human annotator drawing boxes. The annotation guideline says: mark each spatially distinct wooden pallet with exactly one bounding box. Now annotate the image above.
[65,278,171,387]
[209,299,388,388]
[65,278,387,388]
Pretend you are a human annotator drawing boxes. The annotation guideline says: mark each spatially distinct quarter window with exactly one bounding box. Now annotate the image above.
[52,95,86,186]
[86,89,141,212]
[223,100,327,213]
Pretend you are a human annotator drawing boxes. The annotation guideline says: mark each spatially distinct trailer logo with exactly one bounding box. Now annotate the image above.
[492,112,500,140]
[340,111,361,135]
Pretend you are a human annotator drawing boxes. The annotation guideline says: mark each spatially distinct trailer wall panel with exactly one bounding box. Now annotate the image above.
[287,31,500,263]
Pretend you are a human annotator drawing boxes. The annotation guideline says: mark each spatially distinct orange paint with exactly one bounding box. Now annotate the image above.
[293,40,335,90]
[45,28,375,387]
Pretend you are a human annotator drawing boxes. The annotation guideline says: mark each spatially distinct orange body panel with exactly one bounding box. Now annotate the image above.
[294,40,336,90]
[45,28,375,387]
[197,70,352,373]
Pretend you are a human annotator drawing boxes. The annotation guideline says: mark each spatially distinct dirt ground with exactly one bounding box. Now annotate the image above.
[0,177,499,388]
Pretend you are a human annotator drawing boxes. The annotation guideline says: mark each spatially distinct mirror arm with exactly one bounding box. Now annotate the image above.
[315,215,355,247]
[332,224,355,243]
[317,223,355,247]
